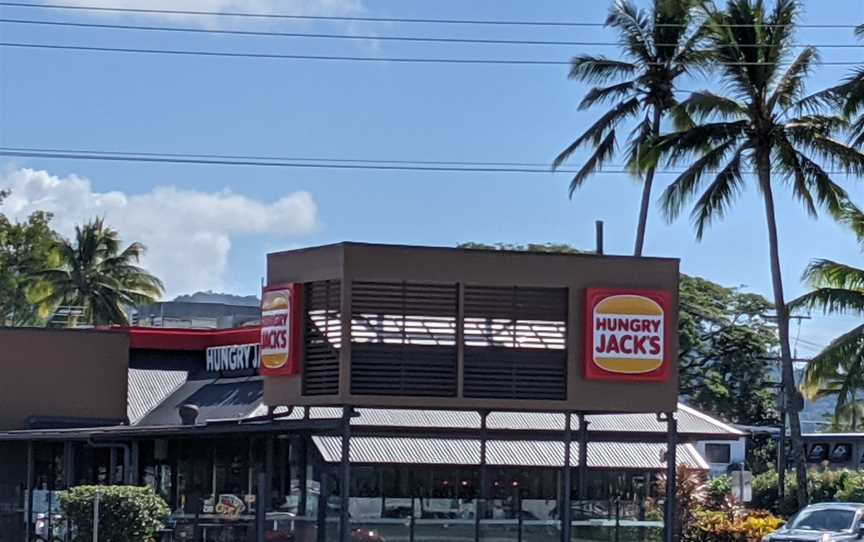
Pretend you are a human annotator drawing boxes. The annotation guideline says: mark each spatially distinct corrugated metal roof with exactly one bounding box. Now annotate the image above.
[135,376,264,426]
[289,404,742,438]
[313,436,707,470]
[127,369,187,425]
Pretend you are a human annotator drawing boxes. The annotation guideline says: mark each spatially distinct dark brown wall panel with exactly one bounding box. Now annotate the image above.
[0,328,129,429]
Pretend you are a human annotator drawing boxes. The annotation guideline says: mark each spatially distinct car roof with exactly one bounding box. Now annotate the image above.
[804,503,864,511]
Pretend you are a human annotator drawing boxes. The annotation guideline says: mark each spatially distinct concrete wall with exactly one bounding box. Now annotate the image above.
[0,328,129,430]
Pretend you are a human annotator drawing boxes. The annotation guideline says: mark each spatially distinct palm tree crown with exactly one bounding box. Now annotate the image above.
[654,0,864,507]
[39,218,164,326]
[791,202,864,431]
[554,0,708,256]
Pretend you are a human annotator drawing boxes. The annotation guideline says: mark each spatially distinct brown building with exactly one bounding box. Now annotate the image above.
[0,243,737,542]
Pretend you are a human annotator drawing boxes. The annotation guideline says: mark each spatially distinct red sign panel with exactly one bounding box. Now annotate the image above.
[585,288,672,382]
[260,283,303,377]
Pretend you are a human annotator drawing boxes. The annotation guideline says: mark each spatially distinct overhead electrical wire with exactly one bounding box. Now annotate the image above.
[1,18,863,49]
[0,1,859,29]
[3,42,863,67]
[1,146,860,176]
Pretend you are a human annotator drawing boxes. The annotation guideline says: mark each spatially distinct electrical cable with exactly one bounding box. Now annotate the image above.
[0,1,859,29]
[3,41,862,66]
[2,18,863,49]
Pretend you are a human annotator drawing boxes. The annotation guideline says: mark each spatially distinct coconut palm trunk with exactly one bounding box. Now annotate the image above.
[756,152,808,507]
[634,107,664,257]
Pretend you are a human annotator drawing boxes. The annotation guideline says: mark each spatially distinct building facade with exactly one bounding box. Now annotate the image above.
[0,243,741,542]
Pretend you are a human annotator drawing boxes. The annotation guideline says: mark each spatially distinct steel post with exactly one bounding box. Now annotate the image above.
[562,412,573,542]
[663,413,678,542]
[340,408,353,542]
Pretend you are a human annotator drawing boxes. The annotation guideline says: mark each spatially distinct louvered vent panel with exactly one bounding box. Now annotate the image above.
[350,281,457,397]
[463,285,568,400]
[303,280,342,396]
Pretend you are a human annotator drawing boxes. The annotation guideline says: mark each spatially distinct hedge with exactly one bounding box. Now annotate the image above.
[59,485,169,542]
[751,469,864,516]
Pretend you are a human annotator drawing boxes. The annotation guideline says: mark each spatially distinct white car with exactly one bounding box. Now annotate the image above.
[763,503,864,542]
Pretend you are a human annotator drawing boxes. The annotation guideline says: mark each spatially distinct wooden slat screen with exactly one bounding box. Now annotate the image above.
[350,281,458,397]
[463,285,568,400]
[302,280,342,396]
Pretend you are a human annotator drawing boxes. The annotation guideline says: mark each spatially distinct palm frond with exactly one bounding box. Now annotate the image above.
[832,200,864,244]
[606,0,654,61]
[578,81,639,110]
[655,120,747,165]
[568,130,617,197]
[659,139,738,220]
[769,47,817,110]
[801,324,864,399]
[568,55,638,84]
[553,97,639,169]
[789,288,864,317]
[678,91,747,122]
[775,134,817,217]
[802,259,864,291]
[691,144,747,239]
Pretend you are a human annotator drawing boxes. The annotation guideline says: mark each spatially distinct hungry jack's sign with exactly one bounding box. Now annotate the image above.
[259,284,303,377]
[585,288,672,382]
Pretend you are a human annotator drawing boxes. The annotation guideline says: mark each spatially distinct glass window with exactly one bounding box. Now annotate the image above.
[175,439,214,515]
[788,508,856,531]
[830,444,852,463]
[705,443,731,464]
[807,443,829,463]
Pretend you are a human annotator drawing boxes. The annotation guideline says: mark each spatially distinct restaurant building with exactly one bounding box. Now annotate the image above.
[0,243,743,542]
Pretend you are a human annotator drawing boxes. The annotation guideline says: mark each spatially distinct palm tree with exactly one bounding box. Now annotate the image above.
[820,25,864,147]
[791,202,864,432]
[653,0,864,507]
[38,218,164,326]
[553,0,709,256]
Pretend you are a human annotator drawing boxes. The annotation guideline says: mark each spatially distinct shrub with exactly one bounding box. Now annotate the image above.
[706,476,733,510]
[59,485,169,542]
[752,469,863,515]
[686,508,784,542]
[835,471,864,502]
[751,470,797,516]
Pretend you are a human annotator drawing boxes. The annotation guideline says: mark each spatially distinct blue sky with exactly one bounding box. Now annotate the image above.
[1,0,864,356]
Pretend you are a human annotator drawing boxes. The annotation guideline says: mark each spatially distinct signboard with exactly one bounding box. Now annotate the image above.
[260,284,303,377]
[205,343,259,373]
[585,288,672,382]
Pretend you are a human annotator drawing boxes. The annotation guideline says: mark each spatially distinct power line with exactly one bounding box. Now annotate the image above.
[3,18,864,49]
[0,1,859,29]
[3,41,862,67]
[0,148,609,173]
[0,146,859,176]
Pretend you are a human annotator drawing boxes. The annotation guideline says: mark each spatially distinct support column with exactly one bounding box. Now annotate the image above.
[562,412,573,542]
[476,411,488,542]
[130,442,139,485]
[256,471,268,542]
[25,441,33,542]
[577,414,589,502]
[662,413,678,542]
[340,408,354,542]
[299,436,309,516]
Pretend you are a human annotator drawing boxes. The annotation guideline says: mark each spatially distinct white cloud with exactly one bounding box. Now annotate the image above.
[0,167,318,297]
[36,0,365,27]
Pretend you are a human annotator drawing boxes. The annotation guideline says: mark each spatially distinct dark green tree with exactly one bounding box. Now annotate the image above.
[38,218,164,326]
[653,0,864,506]
[0,192,58,326]
[679,275,778,426]
[553,0,709,256]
